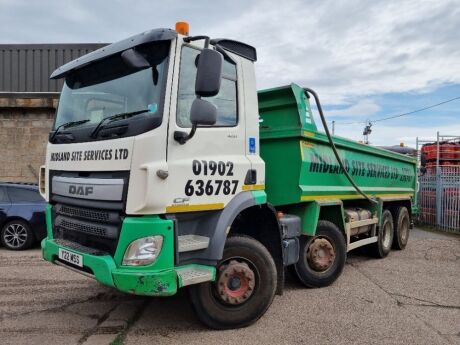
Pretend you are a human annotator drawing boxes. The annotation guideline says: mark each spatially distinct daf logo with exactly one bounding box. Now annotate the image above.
[68,185,94,196]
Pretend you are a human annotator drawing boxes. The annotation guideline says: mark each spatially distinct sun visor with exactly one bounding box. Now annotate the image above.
[50,29,177,79]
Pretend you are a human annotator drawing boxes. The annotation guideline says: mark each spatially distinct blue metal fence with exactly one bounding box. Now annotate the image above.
[418,166,460,233]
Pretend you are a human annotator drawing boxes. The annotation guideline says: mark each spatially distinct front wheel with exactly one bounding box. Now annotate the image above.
[188,235,277,329]
[292,220,346,288]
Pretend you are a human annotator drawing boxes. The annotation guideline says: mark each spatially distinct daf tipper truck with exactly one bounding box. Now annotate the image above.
[40,23,418,329]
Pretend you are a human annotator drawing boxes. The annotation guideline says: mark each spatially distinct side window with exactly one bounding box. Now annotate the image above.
[0,187,9,203]
[177,46,237,127]
[7,187,44,203]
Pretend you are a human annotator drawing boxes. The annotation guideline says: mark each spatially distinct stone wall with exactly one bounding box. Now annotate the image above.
[0,96,58,183]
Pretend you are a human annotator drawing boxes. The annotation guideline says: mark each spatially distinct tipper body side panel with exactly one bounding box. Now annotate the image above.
[258,84,417,208]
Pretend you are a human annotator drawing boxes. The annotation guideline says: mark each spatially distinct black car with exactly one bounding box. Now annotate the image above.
[0,183,46,250]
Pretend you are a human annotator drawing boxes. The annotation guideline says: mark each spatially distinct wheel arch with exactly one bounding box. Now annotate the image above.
[287,200,346,238]
[2,216,32,231]
[172,191,285,294]
[382,199,412,218]
[228,203,284,295]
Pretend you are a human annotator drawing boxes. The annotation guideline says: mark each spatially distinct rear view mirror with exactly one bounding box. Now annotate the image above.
[195,49,223,97]
[190,98,217,125]
[174,48,222,145]
[121,49,150,70]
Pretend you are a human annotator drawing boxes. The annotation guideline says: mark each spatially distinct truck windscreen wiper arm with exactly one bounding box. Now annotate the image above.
[90,109,148,138]
[50,119,90,142]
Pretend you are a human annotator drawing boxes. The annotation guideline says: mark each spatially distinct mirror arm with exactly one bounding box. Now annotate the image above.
[183,35,210,48]
[174,124,197,145]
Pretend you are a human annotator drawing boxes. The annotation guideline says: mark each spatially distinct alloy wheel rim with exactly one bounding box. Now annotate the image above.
[4,224,27,248]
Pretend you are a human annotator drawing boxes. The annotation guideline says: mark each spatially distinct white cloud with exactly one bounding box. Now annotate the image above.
[327,99,381,117]
[208,0,460,104]
[2,0,458,106]
[1,0,458,145]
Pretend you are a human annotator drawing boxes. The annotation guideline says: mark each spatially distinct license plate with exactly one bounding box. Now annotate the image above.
[58,248,83,267]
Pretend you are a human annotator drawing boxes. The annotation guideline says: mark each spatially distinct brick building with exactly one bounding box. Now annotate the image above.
[0,44,106,182]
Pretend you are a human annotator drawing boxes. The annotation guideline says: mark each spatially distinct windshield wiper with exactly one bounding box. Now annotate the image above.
[90,109,148,138]
[50,119,90,142]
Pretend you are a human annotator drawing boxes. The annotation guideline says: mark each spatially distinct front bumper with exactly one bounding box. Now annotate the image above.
[42,206,178,296]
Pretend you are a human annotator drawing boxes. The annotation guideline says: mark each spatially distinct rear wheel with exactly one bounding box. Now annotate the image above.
[188,235,277,329]
[1,220,34,250]
[292,220,346,288]
[369,209,394,258]
[392,206,410,250]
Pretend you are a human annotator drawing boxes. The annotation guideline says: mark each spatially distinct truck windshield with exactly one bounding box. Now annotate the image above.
[52,42,170,142]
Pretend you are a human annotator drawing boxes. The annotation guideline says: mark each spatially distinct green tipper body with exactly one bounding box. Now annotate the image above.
[258,84,418,210]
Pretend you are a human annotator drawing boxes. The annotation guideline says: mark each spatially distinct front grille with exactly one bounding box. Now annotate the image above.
[59,204,110,222]
[52,202,123,255]
[59,218,107,237]
[49,171,129,256]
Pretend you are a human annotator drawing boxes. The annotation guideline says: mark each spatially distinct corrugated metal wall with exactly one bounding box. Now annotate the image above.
[0,44,107,93]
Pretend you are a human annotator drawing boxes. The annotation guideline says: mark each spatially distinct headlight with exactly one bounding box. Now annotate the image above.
[122,236,163,266]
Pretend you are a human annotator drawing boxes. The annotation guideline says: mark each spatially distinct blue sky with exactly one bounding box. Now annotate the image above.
[322,83,460,146]
[1,0,459,147]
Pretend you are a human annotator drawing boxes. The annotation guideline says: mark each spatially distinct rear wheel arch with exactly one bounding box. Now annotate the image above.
[287,201,346,238]
[382,200,412,224]
[318,204,346,236]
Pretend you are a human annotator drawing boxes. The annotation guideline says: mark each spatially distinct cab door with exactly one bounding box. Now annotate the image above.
[165,43,250,213]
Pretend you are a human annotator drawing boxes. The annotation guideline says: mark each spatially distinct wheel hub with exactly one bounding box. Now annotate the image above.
[216,260,255,305]
[307,237,336,272]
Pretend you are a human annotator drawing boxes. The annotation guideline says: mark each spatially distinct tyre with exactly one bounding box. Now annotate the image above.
[188,235,277,329]
[369,209,394,258]
[292,220,346,288]
[1,220,34,250]
[392,206,410,250]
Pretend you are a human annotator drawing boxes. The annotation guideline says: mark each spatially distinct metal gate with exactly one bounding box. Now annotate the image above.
[418,166,460,233]
[417,133,460,233]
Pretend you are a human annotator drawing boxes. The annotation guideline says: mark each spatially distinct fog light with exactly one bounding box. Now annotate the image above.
[122,236,163,266]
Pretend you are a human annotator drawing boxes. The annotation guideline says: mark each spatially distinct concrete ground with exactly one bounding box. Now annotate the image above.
[0,228,458,345]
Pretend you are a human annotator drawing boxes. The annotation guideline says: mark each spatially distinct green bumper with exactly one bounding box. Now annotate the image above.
[42,205,178,296]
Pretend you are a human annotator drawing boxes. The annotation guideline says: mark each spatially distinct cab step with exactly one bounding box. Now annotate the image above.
[178,235,210,252]
[176,266,215,287]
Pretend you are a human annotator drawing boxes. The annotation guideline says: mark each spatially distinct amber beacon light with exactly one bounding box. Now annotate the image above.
[175,21,189,35]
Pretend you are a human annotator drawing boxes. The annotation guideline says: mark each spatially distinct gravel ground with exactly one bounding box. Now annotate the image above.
[0,228,458,345]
